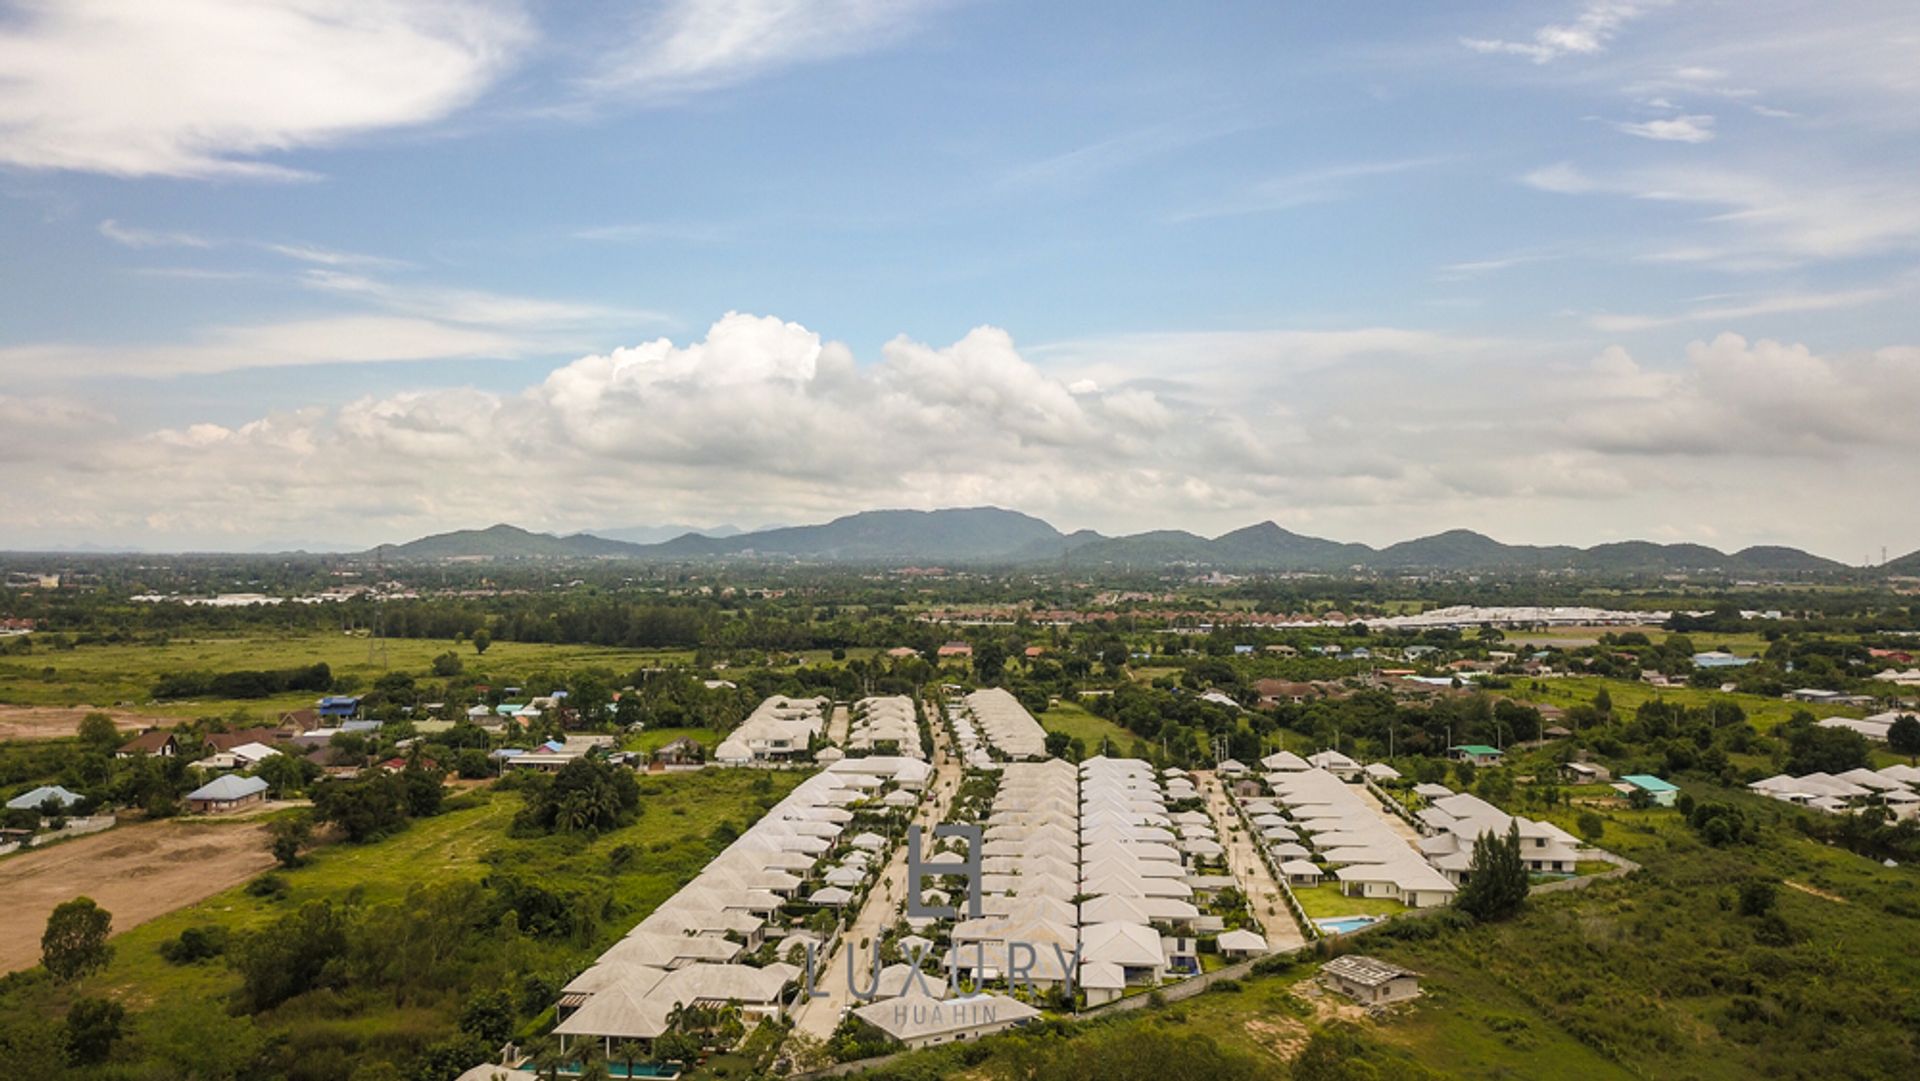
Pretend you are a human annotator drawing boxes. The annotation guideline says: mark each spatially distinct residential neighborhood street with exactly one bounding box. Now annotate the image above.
[1199,770,1307,951]
[791,708,962,1039]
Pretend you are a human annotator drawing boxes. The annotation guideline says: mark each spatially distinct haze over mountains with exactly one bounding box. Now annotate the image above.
[367,507,1903,575]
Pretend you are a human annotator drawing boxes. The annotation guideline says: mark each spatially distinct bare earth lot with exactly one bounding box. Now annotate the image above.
[0,704,161,742]
[0,817,276,974]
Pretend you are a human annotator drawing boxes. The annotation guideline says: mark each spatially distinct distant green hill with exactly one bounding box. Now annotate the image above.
[642,506,1064,562]
[365,507,1862,575]
[370,523,644,560]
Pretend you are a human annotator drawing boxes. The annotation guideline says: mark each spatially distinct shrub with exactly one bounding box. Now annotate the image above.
[247,873,290,900]
[159,924,230,965]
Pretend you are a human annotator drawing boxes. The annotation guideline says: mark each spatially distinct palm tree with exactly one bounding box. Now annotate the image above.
[611,1040,648,1080]
[523,1034,568,1081]
[575,1041,611,1081]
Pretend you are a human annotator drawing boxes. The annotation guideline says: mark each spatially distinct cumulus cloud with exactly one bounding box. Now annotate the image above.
[0,0,531,178]
[1565,333,1920,457]
[3,315,1916,556]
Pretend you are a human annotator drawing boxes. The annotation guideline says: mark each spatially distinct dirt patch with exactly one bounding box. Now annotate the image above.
[1244,1016,1312,1060]
[1297,979,1373,1023]
[0,817,276,974]
[0,704,174,742]
[1784,880,1847,903]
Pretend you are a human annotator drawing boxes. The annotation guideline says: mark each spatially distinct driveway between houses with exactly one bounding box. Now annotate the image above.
[791,709,962,1039]
[1199,770,1307,952]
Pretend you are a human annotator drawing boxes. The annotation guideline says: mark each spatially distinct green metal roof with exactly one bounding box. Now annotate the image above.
[1450,744,1503,756]
[1622,774,1678,792]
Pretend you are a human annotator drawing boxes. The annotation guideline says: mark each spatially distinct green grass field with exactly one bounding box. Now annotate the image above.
[1510,675,1863,733]
[1291,883,1407,920]
[1039,699,1136,755]
[620,725,723,754]
[85,769,805,1037]
[0,632,698,719]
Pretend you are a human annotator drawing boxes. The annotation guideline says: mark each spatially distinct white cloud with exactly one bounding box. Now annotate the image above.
[298,270,661,330]
[1436,252,1561,279]
[0,0,531,178]
[98,220,212,249]
[3,315,1917,556]
[263,244,409,269]
[0,316,528,378]
[1566,333,1920,458]
[1523,162,1920,263]
[1587,282,1903,331]
[585,0,943,100]
[100,221,404,268]
[1521,162,1596,194]
[1172,158,1445,222]
[1613,112,1715,142]
[997,115,1253,192]
[1462,1,1665,64]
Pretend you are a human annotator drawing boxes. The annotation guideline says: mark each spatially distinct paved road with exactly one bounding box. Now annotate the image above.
[791,709,961,1039]
[1199,771,1307,951]
[827,704,850,746]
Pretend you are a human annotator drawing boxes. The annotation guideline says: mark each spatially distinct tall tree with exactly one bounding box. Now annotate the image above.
[1454,822,1529,921]
[42,896,113,981]
[1889,714,1920,763]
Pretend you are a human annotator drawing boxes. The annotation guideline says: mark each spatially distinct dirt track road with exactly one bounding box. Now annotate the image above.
[0,705,168,742]
[0,817,276,974]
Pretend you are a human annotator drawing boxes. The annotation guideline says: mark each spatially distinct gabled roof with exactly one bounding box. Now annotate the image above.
[852,993,1037,1041]
[1080,921,1164,967]
[118,729,176,753]
[1217,929,1268,953]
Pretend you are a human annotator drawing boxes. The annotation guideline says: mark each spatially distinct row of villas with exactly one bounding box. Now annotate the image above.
[1228,749,1595,926]
[1749,764,1920,818]
[464,755,933,1077]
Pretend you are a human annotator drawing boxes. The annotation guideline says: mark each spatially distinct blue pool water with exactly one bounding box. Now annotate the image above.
[1317,916,1380,935]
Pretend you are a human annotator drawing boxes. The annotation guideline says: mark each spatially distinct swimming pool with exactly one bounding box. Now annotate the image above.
[1316,916,1380,935]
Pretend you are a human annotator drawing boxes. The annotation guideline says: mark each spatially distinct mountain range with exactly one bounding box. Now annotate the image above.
[367,507,1903,576]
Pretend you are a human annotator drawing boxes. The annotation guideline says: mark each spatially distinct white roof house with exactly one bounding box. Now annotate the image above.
[1261,750,1310,772]
[185,774,269,805]
[229,741,281,766]
[1216,928,1269,957]
[1306,750,1360,776]
[1080,921,1165,969]
[6,784,83,811]
[850,993,1038,1050]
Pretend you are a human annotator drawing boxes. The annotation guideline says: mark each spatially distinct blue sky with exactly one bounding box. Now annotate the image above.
[2,0,1918,558]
